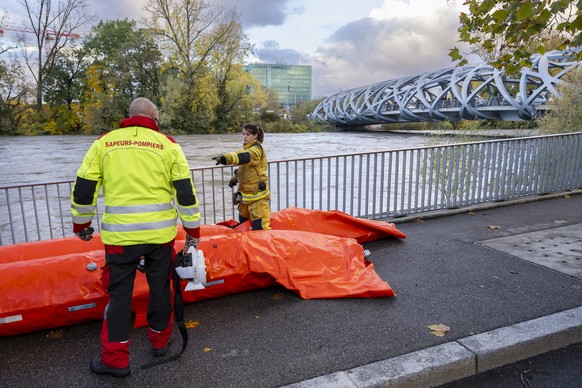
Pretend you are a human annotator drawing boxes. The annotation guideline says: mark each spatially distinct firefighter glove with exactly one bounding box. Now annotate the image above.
[213,155,227,165]
[76,227,94,242]
[232,192,242,205]
[258,180,266,191]
[228,169,238,188]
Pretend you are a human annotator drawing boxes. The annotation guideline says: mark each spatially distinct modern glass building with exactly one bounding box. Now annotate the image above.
[244,63,312,111]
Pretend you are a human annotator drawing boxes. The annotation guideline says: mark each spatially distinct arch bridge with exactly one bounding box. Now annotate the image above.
[311,50,581,126]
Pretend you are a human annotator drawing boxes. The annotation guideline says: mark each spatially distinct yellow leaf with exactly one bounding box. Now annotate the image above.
[273,293,285,300]
[46,330,64,339]
[564,195,571,199]
[203,347,212,352]
[185,320,200,329]
[428,324,450,337]
[486,225,500,229]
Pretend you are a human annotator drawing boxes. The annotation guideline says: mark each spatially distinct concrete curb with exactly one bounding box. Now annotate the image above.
[283,306,582,388]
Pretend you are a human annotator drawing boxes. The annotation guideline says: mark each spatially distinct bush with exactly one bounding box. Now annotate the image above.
[536,67,582,134]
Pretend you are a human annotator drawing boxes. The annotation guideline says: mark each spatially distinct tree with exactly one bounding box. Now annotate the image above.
[537,67,582,133]
[16,0,92,109]
[144,0,251,133]
[451,0,582,73]
[143,0,223,87]
[84,19,162,103]
[39,46,88,134]
[0,58,34,135]
[43,46,87,107]
[81,19,163,134]
[80,63,113,134]
[122,29,163,103]
[205,15,254,132]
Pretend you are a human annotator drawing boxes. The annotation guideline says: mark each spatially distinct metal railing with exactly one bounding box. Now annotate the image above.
[1,133,581,246]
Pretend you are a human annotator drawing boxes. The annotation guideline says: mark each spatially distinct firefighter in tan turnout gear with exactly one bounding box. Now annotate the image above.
[213,123,271,230]
[71,97,201,377]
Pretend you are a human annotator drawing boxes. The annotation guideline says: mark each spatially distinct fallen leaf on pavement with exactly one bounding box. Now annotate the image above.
[428,324,450,337]
[554,220,567,224]
[185,320,200,329]
[486,225,500,229]
[46,330,64,339]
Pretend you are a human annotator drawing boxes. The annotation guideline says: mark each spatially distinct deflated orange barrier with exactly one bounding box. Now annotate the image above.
[186,230,394,301]
[235,207,407,242]
[0,209,405,336]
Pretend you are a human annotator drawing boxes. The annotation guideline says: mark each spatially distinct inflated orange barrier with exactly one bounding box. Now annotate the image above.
[0,234,105,265]
[0,209,405,336]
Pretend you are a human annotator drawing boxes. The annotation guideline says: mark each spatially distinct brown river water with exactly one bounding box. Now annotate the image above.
[0,131,432,187]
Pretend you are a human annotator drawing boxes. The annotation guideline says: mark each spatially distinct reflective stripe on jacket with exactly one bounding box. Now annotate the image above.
[71,117,200,245]
[224,140,269,203]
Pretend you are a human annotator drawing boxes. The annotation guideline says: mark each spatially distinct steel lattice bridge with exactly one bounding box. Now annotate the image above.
[311,49,581,126]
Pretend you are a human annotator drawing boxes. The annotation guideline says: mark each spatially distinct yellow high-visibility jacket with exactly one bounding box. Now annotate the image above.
[71,116,200,245]
[224,140,269,203]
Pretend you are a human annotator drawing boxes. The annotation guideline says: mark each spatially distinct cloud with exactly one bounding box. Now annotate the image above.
[307,0,465,96]
[219,0,301,28]
[84,0,300,28]
[86,0,148,23]
[252,40,309,64]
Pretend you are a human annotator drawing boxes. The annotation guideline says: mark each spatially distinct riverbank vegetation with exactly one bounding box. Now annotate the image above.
[379,119,537,133]
[0,2,332,137]
[536,67,582,134]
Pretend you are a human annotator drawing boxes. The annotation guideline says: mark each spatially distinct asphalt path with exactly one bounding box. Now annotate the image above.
[1,192,581,387]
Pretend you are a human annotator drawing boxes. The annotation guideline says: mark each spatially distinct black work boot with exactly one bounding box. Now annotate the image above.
[90,355,130,377]
[152,346,167,357]
[152,337,173,357]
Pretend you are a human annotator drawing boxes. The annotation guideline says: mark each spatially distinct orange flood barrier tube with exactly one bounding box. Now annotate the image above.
[0,208,406,336]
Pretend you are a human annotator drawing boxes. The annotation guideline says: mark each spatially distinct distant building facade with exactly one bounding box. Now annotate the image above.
[244,63,312,111]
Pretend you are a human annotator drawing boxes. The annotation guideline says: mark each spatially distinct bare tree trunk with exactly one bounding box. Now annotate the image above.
[18,0,92,109]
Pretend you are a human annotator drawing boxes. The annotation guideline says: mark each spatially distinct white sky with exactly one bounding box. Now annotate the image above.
[1,0,469,97]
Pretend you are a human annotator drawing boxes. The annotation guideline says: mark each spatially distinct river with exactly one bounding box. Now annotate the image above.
[0,131,434,186]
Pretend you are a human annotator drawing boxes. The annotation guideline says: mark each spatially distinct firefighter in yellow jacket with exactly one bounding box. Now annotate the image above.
[71,97,200,378]
[213,123,271,230]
